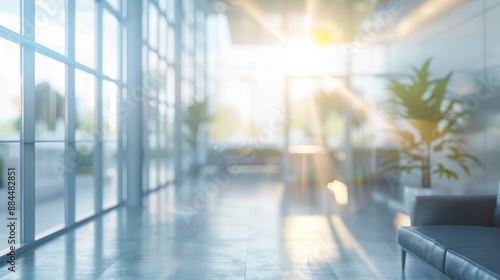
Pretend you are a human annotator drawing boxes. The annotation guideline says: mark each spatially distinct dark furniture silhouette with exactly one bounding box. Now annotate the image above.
[399,195,500,279]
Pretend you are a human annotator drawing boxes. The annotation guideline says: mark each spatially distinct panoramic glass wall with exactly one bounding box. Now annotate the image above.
[0,0,212,254]
[141,0,206,187]
[181,0,195,174]
[0,0,208,256]
[142,0,176,193]
[0,0,126,246]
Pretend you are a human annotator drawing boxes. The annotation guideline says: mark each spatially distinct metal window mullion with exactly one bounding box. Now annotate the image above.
[159,103,165,187]
[192,9,197,100]
[117,94,123,202]
[143,90,149,194]
[143,0,150,194]
[65,0,76,226]
[150,1,160,191]
[95,0,104,214]
[153,98,159,190]
[20,0,36,244]
[156,83,161,188]
[155,3,161,60]
[162,14,170,185]
[0,25,31,47]
[117,2,125,204]
[203,13,207,101]
[201,12,208,166]
[120,85,127,202]
[102,1,121,21]
[155,4,161,190]
[156,98,161,188]
[192,7,195,100]
[174,0,182,186]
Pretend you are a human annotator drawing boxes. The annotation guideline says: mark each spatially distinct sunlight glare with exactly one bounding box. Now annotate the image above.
[284,215,339,260]
[239,1,287,43]
[286,42,325,75]
[398,0,465,36]
[394,213,411,228]
[305,0,317,36]
[327,180,348,205]
[330,215,383,278]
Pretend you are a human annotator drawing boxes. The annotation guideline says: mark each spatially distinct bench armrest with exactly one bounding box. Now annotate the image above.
[412,195,497,226]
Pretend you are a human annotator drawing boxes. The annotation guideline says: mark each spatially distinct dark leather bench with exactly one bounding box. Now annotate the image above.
[398,195,500,279]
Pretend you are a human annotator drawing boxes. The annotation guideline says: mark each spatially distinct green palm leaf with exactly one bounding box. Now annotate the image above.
[385,58,480,188]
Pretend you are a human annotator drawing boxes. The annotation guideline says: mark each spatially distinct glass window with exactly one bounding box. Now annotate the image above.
[35,53,66,141]
[148,2,158,49]
[75,70,96,141]
[35,0,66,54]
[159,0,167,13]
[167,26,175,63]
[158,105,167,185]
[167,67,175,106]
[103,142,118,209]
[147,51,159,97]
[121,26,127,83]
[35,142,65,237]
[103,81,119,209]
[103,81,119,141]
[182,23,191,51]
[121,96,127,202]
[0,1,20,33]
[184,0,194,19]
[0,0,131,246]
[102,9,120,79]
[0,38,21,141]
[75,0,96,68]
[159,16,167,58]
[159,60,167,102]
[167,0,175,23]
[166,106,174,181]
[121,157,127,201]
[181,80,192,106]
[75,142,95,220]
[148,99,158,190]
[183,53,193,81]
[106,0,121,13]
[142,44,149,83]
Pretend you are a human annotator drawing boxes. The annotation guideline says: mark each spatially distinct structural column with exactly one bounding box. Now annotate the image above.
[126,0,143,207]
[65,0,76,225]
[95,0,104,213]
[21,0,36,244]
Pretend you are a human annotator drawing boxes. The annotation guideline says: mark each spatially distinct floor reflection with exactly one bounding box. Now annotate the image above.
[0,174,444,279]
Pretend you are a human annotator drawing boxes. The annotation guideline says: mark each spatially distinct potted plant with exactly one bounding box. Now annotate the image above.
[381,59,480,209]
[185,98,210,174]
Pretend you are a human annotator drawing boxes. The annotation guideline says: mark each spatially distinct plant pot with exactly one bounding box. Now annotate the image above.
[403,185,451,215]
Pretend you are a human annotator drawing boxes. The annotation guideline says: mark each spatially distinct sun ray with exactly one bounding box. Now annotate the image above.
[235,1,395,133]
[330,215,384,279]
[238,0,288,43]
[305,0,317,37]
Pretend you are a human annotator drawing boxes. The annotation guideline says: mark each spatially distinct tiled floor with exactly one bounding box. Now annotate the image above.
[0,174,446,279]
